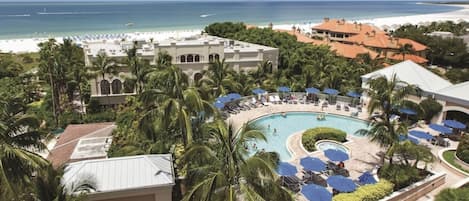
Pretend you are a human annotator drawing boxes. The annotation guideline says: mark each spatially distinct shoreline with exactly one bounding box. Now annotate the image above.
[1,4,468,54]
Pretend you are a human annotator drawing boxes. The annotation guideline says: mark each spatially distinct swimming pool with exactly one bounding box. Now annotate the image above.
[315,141,349,153]
[248,112,368,161]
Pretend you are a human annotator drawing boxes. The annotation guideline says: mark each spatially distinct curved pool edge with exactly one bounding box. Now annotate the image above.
[315,140,352,155]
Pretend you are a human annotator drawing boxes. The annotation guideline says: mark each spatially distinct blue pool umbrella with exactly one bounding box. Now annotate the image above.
[409,130,433,140]
[399,134,419,144]
[358,171,377,185]
[323,88,339,95]
[327,175,357,193]
[300,157,326,172]
[213,102,224,109]
[276,162,298,176]
[301,184,332,201]
[252,88,266,95]
[399,108,417,115]
[216,96,231,103]
[306,87,320,94]
[443,120,466,129]
[324,149,349,162]
[226,93,242,100]
[278,86,291,93]
[429,124,453,134]
[346,91,361,98]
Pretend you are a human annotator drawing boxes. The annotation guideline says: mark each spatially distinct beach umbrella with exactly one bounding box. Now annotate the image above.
[278,86,290,93]
[213,102,224,109]
[429,124,453,135]
[358,171,377,185]
[305,87,320,94]
[301,184,332,201]
[327,175,357,193]
[276,162,297,176]
[300,157,326,172]
[399,108,417,116]
[324,149,349,162]
[346,91,361,98]
[252,88,266,95]
[323,88,339,95]
[226,93,242,101]
[409,130,433,140]
[443,120,466,130]
[216,96,230,103]
[399,134,419,144]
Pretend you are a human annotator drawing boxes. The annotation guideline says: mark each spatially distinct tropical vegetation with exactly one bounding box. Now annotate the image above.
[332,179,394,201]
[443,150,469,174]
[301,127,347,152]
[435,187,469,201]
[456,135,469,163]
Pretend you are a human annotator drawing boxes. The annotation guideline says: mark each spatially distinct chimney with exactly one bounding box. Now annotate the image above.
[371,30,376,36]
[324,17,330,22]
[365,32,370,38]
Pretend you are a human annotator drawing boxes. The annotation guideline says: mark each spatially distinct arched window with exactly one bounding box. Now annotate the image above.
[180,55,186,63]
[123,80,135,93]
[111,79,122,94]
[194,73,203,82]
[100,80,110,95]
[194,55,200,62]
[214,54,220,61]
[187,54,193,62]
[209,54,214,62]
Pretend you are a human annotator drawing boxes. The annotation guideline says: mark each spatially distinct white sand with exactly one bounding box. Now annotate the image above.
[1,4,468,54]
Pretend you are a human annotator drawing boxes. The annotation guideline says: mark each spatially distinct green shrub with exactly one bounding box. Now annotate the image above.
[301,127,347,152]
[333,179,394,201]
[87,98,102,114]
[435,187,469,201]
[378,164,426,190]
[456,135,469,163]
[419,98,443,123]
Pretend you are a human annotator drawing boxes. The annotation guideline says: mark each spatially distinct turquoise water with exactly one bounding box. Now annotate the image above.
[316,141,348,153]
[0,1,460,39]
[248,112,367,161]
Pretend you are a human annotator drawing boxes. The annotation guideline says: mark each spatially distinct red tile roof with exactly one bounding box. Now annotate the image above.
[47,122,115,168]
[328,42,380,59]
[346,33,427,51]
[312,19,385,35]
[389,54,428,64]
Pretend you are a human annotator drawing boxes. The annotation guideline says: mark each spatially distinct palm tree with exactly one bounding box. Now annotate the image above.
[38,39,60,126]
[0,99,49,199]
[90,53,117,105]
[357,74,416,164]
[181,120,293,201]
[202,59,239,97]
[396,43,414,60]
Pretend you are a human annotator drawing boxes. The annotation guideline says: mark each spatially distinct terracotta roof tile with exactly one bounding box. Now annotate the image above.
[312,19,385,35]
[328,42,380,59]
[47,122,115,168]
[347,33,427,51]
[389,54,428,64]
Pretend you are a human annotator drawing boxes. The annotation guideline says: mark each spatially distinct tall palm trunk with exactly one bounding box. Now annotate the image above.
[49,72,59,127]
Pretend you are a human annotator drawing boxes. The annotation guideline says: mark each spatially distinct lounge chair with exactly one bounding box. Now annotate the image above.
[357,106,362,113]
[281,176,302,193]
[303,171,328,187]
[314,101,319,106]
[351,111,358,117]
[274,95,282,104]
[344,106,350,112]
[269,96,276,104]
[336,104,341,110]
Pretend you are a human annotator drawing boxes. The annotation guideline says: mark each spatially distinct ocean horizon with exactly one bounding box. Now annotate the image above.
[0,1,461,39]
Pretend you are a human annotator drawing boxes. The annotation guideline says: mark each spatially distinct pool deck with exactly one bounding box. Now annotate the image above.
[227,102,465,201]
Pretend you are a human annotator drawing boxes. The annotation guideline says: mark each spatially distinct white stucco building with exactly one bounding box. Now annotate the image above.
[83,34,279,105]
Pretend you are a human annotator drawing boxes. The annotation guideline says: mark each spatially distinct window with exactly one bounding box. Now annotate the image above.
[187,54,193,62]
[180,55,186,63]
[214,54,220,61]
[111,79,122,94]
[194,55,200,62]
[100,80,110,95]
[209,54,214,62]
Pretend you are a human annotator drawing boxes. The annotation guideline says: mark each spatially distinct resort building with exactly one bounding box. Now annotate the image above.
[83,34,279,105]
[47,122,115,168]
[62,154,175,201]
[309,18,428,63]
[361,60,469,124]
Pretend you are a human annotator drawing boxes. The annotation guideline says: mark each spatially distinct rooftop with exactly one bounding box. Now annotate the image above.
[435,81,469,106]
[328,42,379,59]
[312,18,385,35]
[389,53,428,64]
[62,154,175,193]
[47,122,115,167]
[361,60,452,93]
[346,33,427,51]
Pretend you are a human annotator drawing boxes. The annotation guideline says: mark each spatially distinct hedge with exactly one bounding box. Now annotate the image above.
[456,135,469,163]
[333,179,394,201]
[435,187,469,201]
[301,127,347,152]
[378,164,426,190]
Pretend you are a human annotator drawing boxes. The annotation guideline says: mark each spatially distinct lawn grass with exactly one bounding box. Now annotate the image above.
[442,150,469,174]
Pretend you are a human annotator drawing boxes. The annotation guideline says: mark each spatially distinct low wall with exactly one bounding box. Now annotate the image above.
[381,171,446,201]
[438,148,469,177]
[454,153,469,171]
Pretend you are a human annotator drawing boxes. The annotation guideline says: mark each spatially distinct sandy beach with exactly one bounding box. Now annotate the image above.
[1,4,468,54]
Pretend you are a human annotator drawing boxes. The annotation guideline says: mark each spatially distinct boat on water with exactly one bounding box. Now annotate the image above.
[125,23,134,27]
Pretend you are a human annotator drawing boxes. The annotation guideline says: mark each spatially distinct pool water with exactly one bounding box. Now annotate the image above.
[316,141,348,153]
[248,112,368,161]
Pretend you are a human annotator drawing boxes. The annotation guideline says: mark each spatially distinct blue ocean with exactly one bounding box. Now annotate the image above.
[0,1,460,39]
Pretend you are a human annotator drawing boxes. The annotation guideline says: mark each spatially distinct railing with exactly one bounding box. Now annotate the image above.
[236,92,358,105]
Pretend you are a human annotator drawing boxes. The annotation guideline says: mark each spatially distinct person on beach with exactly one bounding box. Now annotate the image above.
[273,128,277,135]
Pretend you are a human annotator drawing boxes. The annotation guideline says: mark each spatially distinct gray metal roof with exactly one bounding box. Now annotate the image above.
[62,154,174,193]
[435,81,469,106]
[361,60,452,93]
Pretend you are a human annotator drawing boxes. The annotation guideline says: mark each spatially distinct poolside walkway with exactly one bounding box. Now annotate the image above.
[228,102,466,201]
